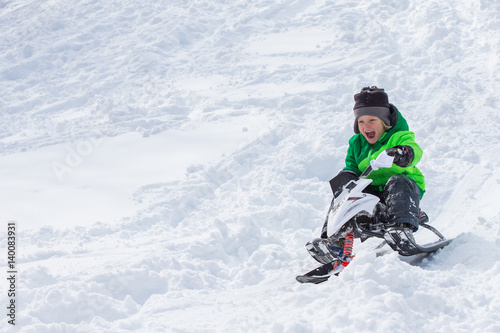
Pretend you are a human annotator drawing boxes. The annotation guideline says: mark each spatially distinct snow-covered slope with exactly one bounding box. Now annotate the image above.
[0,0,499,331]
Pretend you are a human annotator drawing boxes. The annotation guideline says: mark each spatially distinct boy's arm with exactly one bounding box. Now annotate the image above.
[387,132,422,167]
[343,137,361,176]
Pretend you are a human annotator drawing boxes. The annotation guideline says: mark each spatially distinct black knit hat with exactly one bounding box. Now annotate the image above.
[353,86,391,134]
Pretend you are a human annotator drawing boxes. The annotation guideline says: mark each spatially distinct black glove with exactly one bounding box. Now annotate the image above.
[386,145,414,167]
[329,170,358,197]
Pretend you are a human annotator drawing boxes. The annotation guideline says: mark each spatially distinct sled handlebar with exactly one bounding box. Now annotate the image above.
[360,151,395,179]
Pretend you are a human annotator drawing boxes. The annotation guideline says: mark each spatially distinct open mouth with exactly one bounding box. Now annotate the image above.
[365,131,376,140]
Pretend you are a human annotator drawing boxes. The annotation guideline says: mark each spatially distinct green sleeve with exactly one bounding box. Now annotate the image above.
[343,136,361,176]
[387,131,422,167]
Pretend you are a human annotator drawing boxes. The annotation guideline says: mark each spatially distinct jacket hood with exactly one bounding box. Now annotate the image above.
[385,104,408,136]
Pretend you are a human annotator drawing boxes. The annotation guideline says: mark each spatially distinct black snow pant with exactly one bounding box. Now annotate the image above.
[365,175,421,230]
[329,173,421,230]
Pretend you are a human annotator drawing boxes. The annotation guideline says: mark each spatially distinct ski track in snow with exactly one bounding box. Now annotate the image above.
[0,0,499,332]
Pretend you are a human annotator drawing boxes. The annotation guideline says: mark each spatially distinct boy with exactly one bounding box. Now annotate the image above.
[329,86,424,232]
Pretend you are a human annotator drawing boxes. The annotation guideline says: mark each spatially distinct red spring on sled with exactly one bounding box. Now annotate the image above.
[342,232,354,267]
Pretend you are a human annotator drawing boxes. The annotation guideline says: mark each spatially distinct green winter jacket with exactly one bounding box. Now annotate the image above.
[343,106,425,197]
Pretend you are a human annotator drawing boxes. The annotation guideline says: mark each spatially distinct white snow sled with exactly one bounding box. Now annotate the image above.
[297,151,452,284]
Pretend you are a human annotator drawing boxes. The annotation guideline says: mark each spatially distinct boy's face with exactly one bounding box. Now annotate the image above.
[357,115,385,144]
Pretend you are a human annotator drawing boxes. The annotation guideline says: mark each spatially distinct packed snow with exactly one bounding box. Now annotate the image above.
[0,0,499,332]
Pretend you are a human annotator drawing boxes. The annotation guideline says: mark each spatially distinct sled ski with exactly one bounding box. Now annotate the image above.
[384,226,452,256]
[296,233,452,284]
[297,232,355,284]
[296,259,346,284]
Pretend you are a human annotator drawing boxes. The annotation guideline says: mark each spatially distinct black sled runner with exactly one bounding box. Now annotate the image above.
[296,152,452,284]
